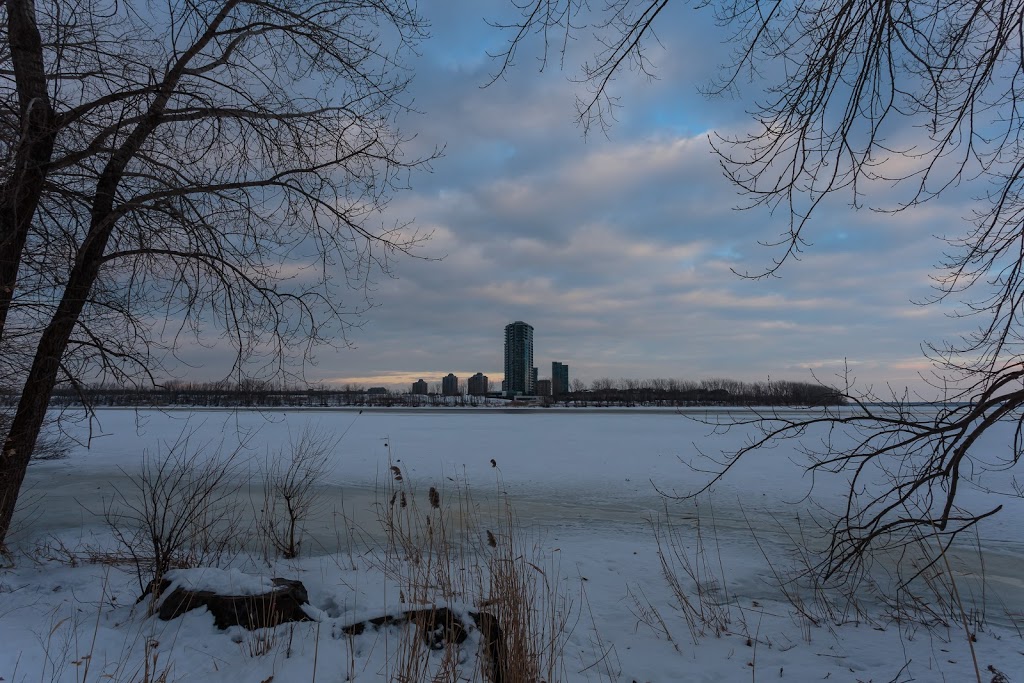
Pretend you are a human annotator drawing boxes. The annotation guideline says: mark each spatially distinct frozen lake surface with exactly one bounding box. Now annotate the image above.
[19,407,1024,535]
[18,408,1024,592]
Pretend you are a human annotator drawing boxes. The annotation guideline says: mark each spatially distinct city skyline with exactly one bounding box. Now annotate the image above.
[404,321,567,396]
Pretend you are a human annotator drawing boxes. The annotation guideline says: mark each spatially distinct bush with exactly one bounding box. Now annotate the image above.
[104,430,247,597]
[258,424,336,559]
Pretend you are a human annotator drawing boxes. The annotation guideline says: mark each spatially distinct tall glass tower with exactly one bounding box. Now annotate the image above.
[504,321,534,396]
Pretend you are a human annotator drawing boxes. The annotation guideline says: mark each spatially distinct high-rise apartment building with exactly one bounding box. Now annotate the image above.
[552,362,569,396]
[442,373,460,396]
[411,379,428,395]
[468,372,489,396]
[504,321,534,396]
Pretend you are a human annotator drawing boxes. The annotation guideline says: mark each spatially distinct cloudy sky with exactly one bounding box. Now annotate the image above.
[296,0,975,396]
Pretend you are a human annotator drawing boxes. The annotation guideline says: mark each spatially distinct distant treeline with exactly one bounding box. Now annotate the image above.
[0,376,845,408]
[563,377,844,406]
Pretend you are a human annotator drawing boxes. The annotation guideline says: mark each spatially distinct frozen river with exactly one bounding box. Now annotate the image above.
[16,407,856,542]
[13,407,1024,622]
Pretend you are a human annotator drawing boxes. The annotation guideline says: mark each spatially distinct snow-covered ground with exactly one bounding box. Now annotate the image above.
[2,408,1022,682]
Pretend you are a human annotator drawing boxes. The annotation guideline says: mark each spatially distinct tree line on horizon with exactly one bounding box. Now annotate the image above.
[577,377,844,406]
[0,376,845,409]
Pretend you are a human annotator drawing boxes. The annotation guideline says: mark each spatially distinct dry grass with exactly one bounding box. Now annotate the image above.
[365,460,574,682]
[27,571,176,683]
[737,507,878,642]
[646,499,732,645]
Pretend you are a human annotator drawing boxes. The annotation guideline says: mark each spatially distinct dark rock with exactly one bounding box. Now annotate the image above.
[135,577,170,605]
[470,610,506,683]
[341,606,468,649]
[157,577,311,630]
[340,607,506,683]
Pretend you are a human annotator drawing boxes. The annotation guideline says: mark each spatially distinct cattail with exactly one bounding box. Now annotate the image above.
[486,530,497,548]
[428,486,440,509]
[390,465,403,481]
[490,458,497,468]
[400,491,407,508]
[389,491,397,507]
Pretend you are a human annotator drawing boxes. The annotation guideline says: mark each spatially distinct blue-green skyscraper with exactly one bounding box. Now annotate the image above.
[552,361,569,396]
[504,321,534,396]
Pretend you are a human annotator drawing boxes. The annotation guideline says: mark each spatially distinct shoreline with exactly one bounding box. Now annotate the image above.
[72,403,944,417]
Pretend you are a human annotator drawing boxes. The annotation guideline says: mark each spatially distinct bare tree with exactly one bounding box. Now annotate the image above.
[104,430,247,596]
[259,424,336,559]
[0,0,437,548]
[492,0,1024,576]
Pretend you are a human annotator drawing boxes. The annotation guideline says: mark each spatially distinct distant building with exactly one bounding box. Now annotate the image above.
[442,373,460,396]
[552,362,569,395]
[367,387,388,395]
[536,379,551,397]
[411,379,428,395]
[468,372,489,396]
[504,321,534,396]
[530,367,538,393]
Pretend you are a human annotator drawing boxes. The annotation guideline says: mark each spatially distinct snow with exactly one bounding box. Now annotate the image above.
[2,407,1022,682]
[163,568,281,596]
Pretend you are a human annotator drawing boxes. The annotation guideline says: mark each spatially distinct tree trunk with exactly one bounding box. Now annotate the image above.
[0,0,57,339]
[0,239,108,546]
[0,0,60,551]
